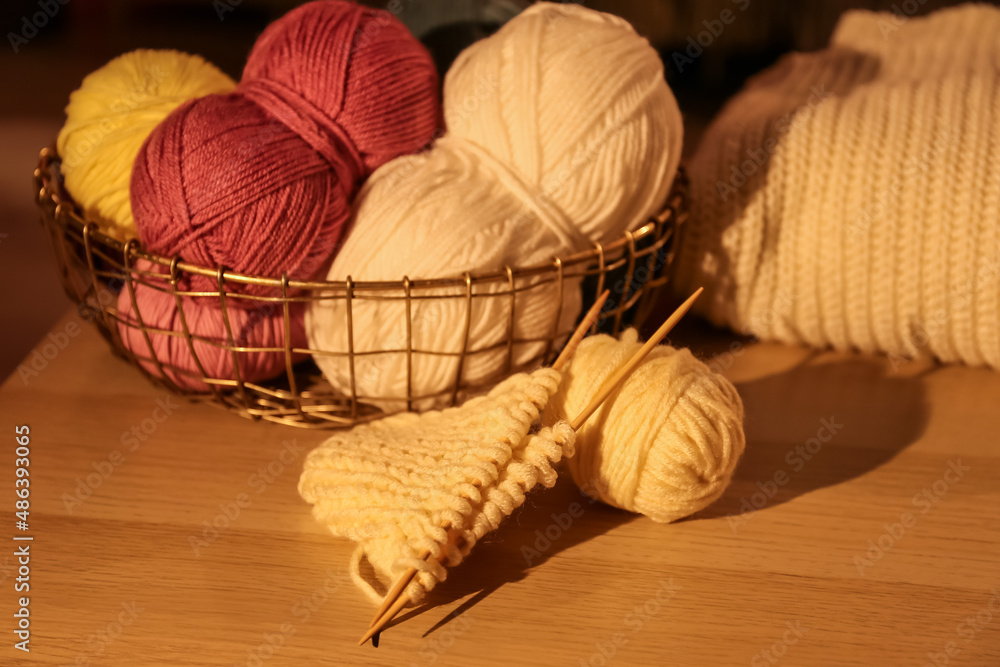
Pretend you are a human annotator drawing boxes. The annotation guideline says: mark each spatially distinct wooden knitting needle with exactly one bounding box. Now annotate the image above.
[570,287,702,430]
[359,291,610,646]
[362,288,685,646]
[552,290,609,372]
[366,292,609,629]
[368,524,457,627]
[360,292,611,646]
[358,293,609,646]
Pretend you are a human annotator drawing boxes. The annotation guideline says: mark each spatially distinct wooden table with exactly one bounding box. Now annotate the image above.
[2,310,998,666]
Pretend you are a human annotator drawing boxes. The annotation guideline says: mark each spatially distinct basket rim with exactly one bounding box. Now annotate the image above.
[35,145,688,292]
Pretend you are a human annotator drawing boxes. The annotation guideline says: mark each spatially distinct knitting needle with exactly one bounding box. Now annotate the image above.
[570,287,703,430]
[360,288,702,645]
[552,290,609,372]
[365,291,609,629]
[359,291,611,646]
[368,524,454,627]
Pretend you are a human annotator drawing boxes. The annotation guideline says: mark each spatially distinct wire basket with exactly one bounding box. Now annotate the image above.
[34,146,689,429]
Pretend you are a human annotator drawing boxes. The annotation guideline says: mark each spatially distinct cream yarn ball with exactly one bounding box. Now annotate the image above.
[545,329,745,523]
[57,49,236,240]
[307,2,683,412]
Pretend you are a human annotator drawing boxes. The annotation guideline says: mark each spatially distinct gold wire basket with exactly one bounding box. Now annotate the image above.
[34,146,688,429]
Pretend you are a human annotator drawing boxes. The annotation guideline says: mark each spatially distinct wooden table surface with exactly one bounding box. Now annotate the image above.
[2,310,998,667]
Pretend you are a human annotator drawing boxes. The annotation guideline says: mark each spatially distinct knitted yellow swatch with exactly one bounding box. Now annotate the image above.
[298,367,575,605]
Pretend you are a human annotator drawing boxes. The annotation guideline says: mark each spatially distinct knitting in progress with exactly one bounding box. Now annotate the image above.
[306,1,684,412]
[57,49,236,240]
[299,367,576,605]
[300,315,745,608]
[673,5,1000,369]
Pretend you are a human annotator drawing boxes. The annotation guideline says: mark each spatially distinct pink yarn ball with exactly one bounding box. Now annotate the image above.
[120,1,440,391]
[116,262,307,392]
[130,0,440,297]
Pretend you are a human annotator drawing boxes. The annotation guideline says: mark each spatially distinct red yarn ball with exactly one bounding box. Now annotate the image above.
[132,92,346,294]
[243,1,443,171]
[131,0,439,296]
[117,262,308,392]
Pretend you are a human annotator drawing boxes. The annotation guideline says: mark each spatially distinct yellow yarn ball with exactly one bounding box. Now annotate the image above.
[57,49,236,240]
[546,329,745,523]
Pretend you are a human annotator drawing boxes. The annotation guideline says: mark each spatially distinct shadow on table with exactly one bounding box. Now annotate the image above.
[388,473,635,637]
[388,329,931,636]
[695,352,931,521]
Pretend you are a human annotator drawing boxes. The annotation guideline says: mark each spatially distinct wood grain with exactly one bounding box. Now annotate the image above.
[1,310,998,666]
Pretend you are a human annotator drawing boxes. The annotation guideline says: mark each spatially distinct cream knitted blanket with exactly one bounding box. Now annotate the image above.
[674,5,1000,369]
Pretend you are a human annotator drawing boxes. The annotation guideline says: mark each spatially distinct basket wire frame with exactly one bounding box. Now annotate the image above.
[33,146,689,429]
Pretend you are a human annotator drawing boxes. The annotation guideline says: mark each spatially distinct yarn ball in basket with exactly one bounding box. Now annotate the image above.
[544,329,745,523]
[116,261,307,391]
[306,2,684,413]
[130,0,440,297]
[57,50,236,240]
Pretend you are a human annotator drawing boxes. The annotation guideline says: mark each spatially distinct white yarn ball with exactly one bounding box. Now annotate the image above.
[307,2,683,412]
[545,329,745,523]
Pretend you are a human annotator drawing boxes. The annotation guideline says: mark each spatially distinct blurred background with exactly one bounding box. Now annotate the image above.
[0,0,990,381]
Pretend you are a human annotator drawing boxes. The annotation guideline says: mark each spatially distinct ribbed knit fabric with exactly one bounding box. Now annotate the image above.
[298,367,575,605]
[673,5,1000,368]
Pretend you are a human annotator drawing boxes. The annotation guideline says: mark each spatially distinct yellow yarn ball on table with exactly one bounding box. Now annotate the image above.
[57,49,236,240]
[546,329,745,523]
